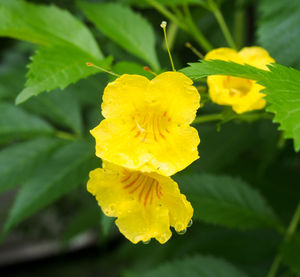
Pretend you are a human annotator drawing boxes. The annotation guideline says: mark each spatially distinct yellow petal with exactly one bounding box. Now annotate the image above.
[87,162,193,244]
[204,47,242,63]
[238,46,275,69]
[91,72,200,176]
[149,72,200,125]
[146,125,200,176]
[205,47,274,113]
[102,74,149,119]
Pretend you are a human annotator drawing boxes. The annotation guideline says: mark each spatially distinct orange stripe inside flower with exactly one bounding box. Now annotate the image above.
[91,72,201,176]
[87,161,193,244]
[130,110,171,143]
[121,170,163,206]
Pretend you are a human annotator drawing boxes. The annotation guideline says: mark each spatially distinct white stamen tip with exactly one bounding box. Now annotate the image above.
[160,21,167,28]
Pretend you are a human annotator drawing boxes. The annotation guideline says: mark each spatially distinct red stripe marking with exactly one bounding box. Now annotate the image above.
[123,174,140,189]
[138,178,148,202]
[129,176,146,193]
[144,179,155,206]
[152,116,158,142]
[121,174,131,183]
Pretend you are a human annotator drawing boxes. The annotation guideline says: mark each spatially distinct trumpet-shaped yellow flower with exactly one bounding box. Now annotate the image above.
[87,161,193,244]
[205,47,275,114]
[91,72,200,176]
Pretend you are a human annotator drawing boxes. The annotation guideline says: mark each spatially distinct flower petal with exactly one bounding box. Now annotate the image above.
[205,47,274,113]
[116,205,172,244]
[238,46,275,69]
[102,74,149,119]
[148,72,200,125]
[146,126,200,176]
[91,71,201,176]
[87,162,193,244]
[91,118,151,171]
[204,47,242,63]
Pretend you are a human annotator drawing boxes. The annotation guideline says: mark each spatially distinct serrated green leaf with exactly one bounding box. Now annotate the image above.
[257,0,300,69]
[281,235,300,276]
[0,0,102,58]
[142,255,248,277]
[181,60,300,151]
[176,173,281,230]
[0,137,62,193]
[1,140,97,237]
[78,2,160,70]
[0,102,54,143]
[22,89,83,134]
[16,45,112,104]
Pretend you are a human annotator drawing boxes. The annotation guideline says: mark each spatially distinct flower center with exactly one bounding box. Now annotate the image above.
[130,109,171,142]
[224,76,253,97]
[121,171,163,206]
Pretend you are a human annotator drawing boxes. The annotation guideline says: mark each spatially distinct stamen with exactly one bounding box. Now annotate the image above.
[86,62,120,77]
[185,42,204,59]
[143,66,157,76]
[160,21,176,72]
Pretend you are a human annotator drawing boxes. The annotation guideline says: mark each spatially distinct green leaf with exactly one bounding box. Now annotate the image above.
[281,236,300,276]
[257,0,300,68]
[0,48,27,100]
[78,2,160,70]
[142,255,248,277]
[22,89,83,134]
[63,204,101,242]
[101,215,115,238]
[0,102,54,144]
[121,0,206,8]
[0,0,102,58]
[176,173,281,230]
[2,140,98,237]
[16,45,112,104]
[181,60,300,151]
[0,138,62,193]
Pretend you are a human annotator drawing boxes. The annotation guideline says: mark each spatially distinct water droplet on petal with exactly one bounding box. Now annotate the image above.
[143,239,151,244]
[177,228,187,235]
[187,219,193,227]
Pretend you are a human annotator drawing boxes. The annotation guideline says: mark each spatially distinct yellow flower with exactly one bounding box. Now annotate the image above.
[205,47,275,114]
[91,72,200,176]
[87,161,193,244]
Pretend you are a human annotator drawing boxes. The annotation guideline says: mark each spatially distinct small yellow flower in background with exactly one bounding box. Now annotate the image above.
[87,161,193,244]
[91,72,200,176]
[205,47,275,114]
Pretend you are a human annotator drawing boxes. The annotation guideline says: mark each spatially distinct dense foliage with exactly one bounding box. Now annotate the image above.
[0,0,299,276]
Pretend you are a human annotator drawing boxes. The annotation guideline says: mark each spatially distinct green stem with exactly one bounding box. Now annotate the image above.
[209,0,237,49]
[146,0,186,30]
[193,113,223,124]
[146,0,213,52]
[192,111,273,125]
[267,202,300,277]
[234,0,245,49]
[182,4,213,52]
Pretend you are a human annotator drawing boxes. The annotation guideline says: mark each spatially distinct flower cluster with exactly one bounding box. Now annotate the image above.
[205,47,275,114]
[88,72,200,244]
